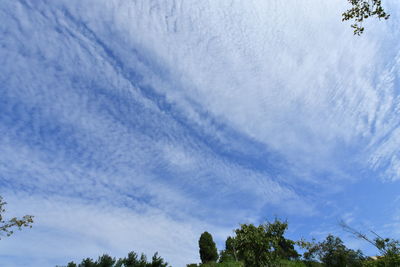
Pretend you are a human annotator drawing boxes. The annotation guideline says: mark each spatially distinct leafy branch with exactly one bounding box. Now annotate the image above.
[0,196,34,239]
[342,0,390,35]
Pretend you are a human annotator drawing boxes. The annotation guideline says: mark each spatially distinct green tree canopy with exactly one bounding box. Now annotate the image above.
[232,219,298,267]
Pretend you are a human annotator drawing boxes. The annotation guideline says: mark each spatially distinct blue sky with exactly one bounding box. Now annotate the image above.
[1,0,400,266]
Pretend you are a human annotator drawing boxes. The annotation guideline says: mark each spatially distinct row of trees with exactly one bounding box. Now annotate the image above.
[2,195,399,266]
[58,252,169,267]
[188,219,400,267]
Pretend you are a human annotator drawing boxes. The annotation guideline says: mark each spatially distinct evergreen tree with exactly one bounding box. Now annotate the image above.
[97,254,116,267]
[199,231,218,263]
[79,258,96,267]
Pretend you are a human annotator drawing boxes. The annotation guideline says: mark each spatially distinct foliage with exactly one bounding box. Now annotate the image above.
[299,234,364,267]
[0,196,33,239]
[63,219,400,267]
[62,251,169,267]
[234,223,274,266]
[267,220,299,261]
[97,254,116,267]
[219,236,239,263]
[218,250,236,264]
[79,258,97,267]
[373,237,400,265]
[199,232,219,263]
[342,0,390,35]
[232,218,298,267]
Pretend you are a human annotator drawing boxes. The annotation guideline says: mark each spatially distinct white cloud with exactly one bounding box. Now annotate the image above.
[56,0,400,182]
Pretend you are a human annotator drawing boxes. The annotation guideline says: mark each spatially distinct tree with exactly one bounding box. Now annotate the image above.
[199,232,218,263]
[264,219,299,261]
[97,254,116,267]
[232,219,297,267]
[79,258,97,267]
[234,223,272,267]
[149,252,169,267]
[301,234,364,266]
[0,196,33,239]
[343,0,390,35]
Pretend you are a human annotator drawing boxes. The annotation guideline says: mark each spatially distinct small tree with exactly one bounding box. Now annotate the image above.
[0,196,33,239]
[199,232,218,263]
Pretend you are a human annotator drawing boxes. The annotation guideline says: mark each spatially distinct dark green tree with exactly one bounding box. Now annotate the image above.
[67,262,77,267]
[199,232,218,263]
[149,252,169,267]
[79,258,96,267]
[116,251,141,267]
[264,219,299,260]
[97,254,116,267]
[343,0,390,35]
[276,237,299,260]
